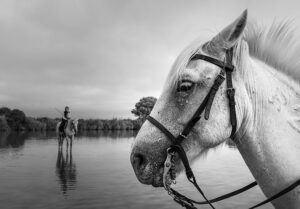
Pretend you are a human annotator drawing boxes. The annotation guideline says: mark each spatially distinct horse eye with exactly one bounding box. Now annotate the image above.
[177,80,194,92]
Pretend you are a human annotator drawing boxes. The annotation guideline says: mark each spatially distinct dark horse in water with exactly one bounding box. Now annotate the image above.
[56,119,78,150]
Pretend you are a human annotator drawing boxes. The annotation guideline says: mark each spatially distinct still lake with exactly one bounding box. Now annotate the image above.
[0,131,273,209]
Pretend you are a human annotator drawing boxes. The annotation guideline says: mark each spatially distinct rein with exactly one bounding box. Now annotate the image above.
[146,48,300,208]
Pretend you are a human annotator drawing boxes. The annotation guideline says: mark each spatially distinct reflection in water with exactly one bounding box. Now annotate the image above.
[77,130,138,138]
[0,131,269,209]
[0,130,137,148]
[0,131,26,148]
[56,148,77,195]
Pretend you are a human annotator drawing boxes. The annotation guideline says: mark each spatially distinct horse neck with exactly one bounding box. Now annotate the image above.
[236,57,300,208]
[66,120,73,132]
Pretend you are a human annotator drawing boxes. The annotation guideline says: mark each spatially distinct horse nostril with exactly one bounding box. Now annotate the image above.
[131,152,147,173]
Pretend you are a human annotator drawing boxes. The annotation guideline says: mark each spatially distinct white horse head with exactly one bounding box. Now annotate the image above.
[131,10,300,208]
[131,10,248,185]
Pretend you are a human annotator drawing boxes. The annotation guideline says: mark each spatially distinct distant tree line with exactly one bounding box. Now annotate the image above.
[0,97,157,132]
[0,107,46,131]
[0,107,142,132]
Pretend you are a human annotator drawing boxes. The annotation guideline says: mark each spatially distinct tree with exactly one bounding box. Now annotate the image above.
[25,117,46,131]
[0,107,11,116]
[0,115,10,131]
[131,96,157,122]
[7,109,26,131]
[0,107,11,131]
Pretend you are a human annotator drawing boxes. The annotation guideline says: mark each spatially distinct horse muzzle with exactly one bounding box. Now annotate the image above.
[130,145,167,187]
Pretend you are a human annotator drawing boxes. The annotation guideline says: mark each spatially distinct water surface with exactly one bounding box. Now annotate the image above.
[0,131,273,209]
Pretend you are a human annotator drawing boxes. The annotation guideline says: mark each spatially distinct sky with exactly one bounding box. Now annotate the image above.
[1,0,300,119]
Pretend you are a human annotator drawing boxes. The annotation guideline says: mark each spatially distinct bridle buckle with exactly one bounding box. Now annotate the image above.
[179,133,187,139]
[227,88,235,96]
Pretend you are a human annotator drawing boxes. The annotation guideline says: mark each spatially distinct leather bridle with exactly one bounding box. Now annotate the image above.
[146,48,300,209]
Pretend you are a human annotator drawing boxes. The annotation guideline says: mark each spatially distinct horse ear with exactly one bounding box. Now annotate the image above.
[208,10,247,52]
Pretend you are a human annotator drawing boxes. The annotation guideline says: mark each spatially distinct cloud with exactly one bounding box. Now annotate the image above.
[0,0,299,118]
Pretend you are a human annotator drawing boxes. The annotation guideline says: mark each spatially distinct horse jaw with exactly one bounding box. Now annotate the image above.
[130,84,225,187]
[131,10,249,188]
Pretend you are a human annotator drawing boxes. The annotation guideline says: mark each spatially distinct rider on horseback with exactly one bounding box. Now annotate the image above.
[59,106,70,136]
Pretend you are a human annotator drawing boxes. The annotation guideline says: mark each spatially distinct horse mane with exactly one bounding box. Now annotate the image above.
[244,21,300,81]
[168,21,300,87]
[165,21,300,137]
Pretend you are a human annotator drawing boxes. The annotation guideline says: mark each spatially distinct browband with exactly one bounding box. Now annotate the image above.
[146,49,237,209]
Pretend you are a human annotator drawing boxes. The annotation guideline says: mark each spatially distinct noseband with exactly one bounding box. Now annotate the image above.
[146,48,300,209]
[147,48,236,209]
